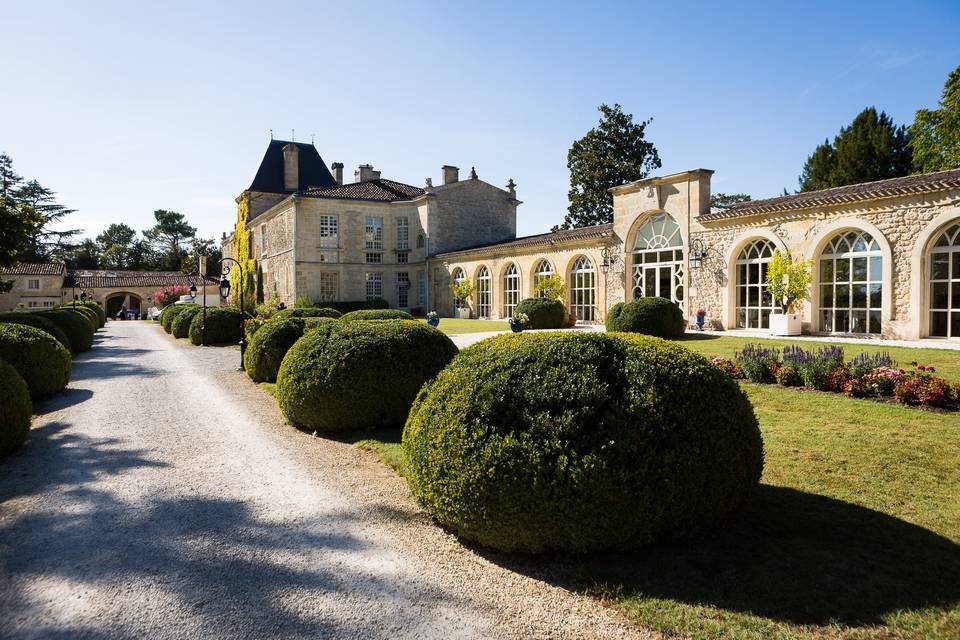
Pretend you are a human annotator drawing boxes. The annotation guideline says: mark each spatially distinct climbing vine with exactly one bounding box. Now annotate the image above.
[232,194,258,313]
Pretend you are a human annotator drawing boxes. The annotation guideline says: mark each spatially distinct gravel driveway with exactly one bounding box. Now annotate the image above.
[0,321,649,639]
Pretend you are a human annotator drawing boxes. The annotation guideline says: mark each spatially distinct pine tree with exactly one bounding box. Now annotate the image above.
[144,209,197,271]
[15,179,81,261]
[911,64,960,173]
[0,154,42,291]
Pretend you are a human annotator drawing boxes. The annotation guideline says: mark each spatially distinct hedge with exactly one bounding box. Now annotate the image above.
[0,358,31,459]
[275,307,342,320]
[277,320,458,433]
[57,301,105,327]
[62,306,99,333]
[402,332,762,553]
[0,323,72,401]
[189,307,242,345]
[171,305,204,339]
[161,304,196,333]
[245,318,309,383]
[36,310,93,352]
[0,313,71,351]
[322,298,390,313]
[514,298,565,329]
[605,297,685,339]
[338,309,415,322]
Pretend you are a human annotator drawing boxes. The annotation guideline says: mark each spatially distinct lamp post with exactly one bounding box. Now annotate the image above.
[218,257,246,370]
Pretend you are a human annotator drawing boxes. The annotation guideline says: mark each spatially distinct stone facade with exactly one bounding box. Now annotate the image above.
[0,264,65,311]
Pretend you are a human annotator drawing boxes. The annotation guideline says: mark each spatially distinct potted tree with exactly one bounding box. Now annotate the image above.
[765,250,812,336]
[450,279,474,319]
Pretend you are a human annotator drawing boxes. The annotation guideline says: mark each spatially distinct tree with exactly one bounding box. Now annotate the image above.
[0,154,42,292]
[911,64,960,173]
[765,250,813,313]
[532,273,565,300]
[180,237,222,277]
[563,104,661,228]
[96,223,138,269]
[62,239,101,269]
[144,209,196,271]
[798,107,913,191]
[710,193,752,210]
[15,179,81,261]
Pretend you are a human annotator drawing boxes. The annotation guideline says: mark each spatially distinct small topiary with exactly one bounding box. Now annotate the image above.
[514,298,565,329]
[189,307,242,345]
[605,297,685,339]
[171,305,204,338]
[339,309,415,322]
[62,305,99,333]
[275,307,342,320]
[0,323,72,400]
[245,318,308,383]
[605,302,625,331]
[403,332,762,553]
[0,313,71,351]
[0,358,31,459]
[161,304,197,333]
[277,320,458,433]
[36,310,93,352]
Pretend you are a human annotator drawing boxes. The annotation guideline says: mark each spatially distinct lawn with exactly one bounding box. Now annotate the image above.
[431,318,509,335]
[355,335,960,640]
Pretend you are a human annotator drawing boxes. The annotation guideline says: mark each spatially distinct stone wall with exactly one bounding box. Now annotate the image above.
[430,179,517,254]
[0,273,64,311]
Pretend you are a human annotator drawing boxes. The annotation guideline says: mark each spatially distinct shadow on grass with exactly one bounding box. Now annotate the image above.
[674,332,723,343]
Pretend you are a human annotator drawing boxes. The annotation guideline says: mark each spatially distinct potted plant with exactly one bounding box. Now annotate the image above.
[450,279,473,319]
[509,312,529,333]
[426,311,440,328]
[765,250,812,337]
[695,307,706,331]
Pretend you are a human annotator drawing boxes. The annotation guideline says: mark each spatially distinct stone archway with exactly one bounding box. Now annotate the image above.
[105,292,143,319]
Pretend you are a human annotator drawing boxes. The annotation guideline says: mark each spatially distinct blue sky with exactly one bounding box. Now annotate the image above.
[2,0,958,242]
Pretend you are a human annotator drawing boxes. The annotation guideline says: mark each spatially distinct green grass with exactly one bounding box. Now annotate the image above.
[431,318,509,335]
[354,430,404,475]
[258,382,276,397]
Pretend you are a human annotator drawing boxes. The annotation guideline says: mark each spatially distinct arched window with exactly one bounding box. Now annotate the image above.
[502,263,520,318]
[476,266,491,318]
[569,256,596,322]
[631,213,684,303]
[735,239,777,329]
[819,230,882,334]
[451,267,466,309]
[929,223,960,338]
[533,259,554,297]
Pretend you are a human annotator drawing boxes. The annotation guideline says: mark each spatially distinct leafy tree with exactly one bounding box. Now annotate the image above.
[0,154,42,292]
[765,250,813,313]
[144,209,196,271]
[710,193,752,210]
[799,107,913,191]
[96,223,138,269]
[15,179,81,261]
[563,104,661,228]
[532,273,565,300]
[910,64,960,173]
[180,237,222,277]
[62,239,101,269]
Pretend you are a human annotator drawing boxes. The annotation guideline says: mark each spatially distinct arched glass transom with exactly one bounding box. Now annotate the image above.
[502,263,520,318]
[533,259,554,297]
[569,256,596,322]
[819,230,882,334]
[929,223,960,338]
[735,239,777,329]
[632,213,684,303]
[452,267,466,310]
[476,266,491,318]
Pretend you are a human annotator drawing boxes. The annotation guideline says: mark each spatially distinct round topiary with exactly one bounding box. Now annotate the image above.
[514,298,565,329]
[190,307,242,345]
[0,357,31,459]
[58,301,105,327]
[275,307,342,320]
[402,332,763,553]
[161,304,197,333]
[171,305,204,339]
[339,309,415,322]
[245,318,308,383]
[36,310,93,352]
[277,320,458,433]
[0,323,72,401]
[0,313,71,351]
[62,305,99,333]
[605,302,625,331]
[605,297,685,339]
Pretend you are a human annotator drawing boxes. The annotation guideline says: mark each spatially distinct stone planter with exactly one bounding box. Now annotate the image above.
[769,312,802,337]
[456,307,471,319]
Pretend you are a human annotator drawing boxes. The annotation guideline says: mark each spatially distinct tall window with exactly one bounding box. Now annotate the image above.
[417,271,425,306]
[502,263,520,318]
[476,266,491,318]
[452,267,466,309]
[735,239,777,329]
[569,256,596,322]
[318,215,338,248]
[396,217,409,250]
[318,272,338,302]
[27,279,40,290]
[631,213,684,303]
[417,233,425,249]
[365,253,382,264]
[365,216,383,250]
[365,272,383,300]
[929,223,960,338]
[396,272,410,308]
[533,259,553,297]
[819,230,882,334]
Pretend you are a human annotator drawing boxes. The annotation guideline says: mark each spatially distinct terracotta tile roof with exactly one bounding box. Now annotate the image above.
[300,178,426,203]
[1,262,66,276]
[700,168,960,221]
[435,223,614,259]
[70,270,217,289]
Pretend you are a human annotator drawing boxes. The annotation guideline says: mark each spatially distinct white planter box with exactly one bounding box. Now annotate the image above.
[769,312,802,337]
[456,307,471,319]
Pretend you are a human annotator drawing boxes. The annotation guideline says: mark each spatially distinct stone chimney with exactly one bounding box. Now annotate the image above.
[355,164,380,182]
[442,165,459,185]
[331,162,344,185]
[282,143,299,191]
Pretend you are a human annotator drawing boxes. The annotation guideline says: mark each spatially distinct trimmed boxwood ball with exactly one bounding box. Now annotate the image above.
[62,305,99,332]
[606,297,685,338]
[514,297,565,329]
[0,313,71,351]
[0,323,72,401]
[57,301,105,327]
[190,307,242,345]
[161,304,196,333]
[339,309,415,322]
[0,358,31,459]
[277,320,458,433]
[171,305,204,338]
[275,307,342,320]
[245,318,309,383]
[402,332,763,553]
[36,310,93,352]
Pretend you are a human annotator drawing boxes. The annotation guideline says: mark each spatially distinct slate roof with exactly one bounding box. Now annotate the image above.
[1,262,66,276]
[70,270,217,289]
[701,168,960,221]
[435,223,614,259]
[300,179,426,203]
[248,140,337,193]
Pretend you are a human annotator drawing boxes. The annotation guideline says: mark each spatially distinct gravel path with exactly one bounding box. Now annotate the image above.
[0,321,650,640]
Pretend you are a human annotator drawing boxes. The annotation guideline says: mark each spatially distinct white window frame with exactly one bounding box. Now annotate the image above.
[631,213,684,304]
[27,279,40,290]
[396,271,410,308]
[319,272,338,302]
[476,266,491,318]
[569,256,596,322]
[396,217,409,251]
[928,223,960,338]
[366,252,382,264]
[365,216,383,250]
[452,268,466,309]
[365,272,383,300]
[318,215,338,249]
[502,263,520,318]
[533,259,553,297]
[819,230,882,335]
[735,239,777,329]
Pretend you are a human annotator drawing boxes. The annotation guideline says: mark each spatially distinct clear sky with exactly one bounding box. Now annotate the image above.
[2,0,958,243]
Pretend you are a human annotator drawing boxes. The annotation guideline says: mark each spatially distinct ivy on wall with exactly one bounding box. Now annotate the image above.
[232,194,258,313]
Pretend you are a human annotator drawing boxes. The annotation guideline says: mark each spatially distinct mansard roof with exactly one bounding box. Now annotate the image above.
[300,179,426,203]
[248,140,337,193]
[1,262,66,276]
[700,167,960,221]
[435,223,614,259]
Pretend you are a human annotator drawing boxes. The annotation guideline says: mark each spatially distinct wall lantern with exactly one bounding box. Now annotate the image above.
[218,277,231,299]
[689,238,708,269]
[189,284,198,300]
